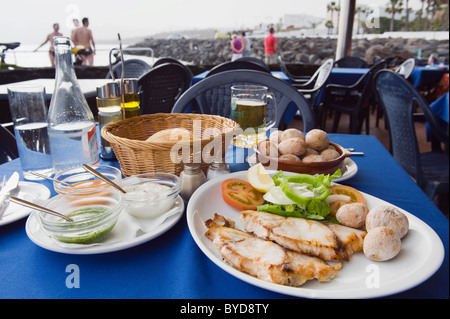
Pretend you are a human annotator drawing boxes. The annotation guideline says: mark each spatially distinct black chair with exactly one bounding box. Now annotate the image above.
[106,59,152,80]
[153,57,194,79]
[278,55,311,84]
[320,59,388,134]
[206,60,271,78]
[171,70,316,131]
[0,124,18,164]
[138,63,192,114]
[235,57,270,71]
[334,56,369,68]
[293,58,334,108]
[374,70,448,201]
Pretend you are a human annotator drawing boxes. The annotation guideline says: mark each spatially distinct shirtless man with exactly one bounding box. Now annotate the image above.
[71,17,96,66]
[34,23,63,67]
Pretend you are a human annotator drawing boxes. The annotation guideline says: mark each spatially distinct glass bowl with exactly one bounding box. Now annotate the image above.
[53,165,122,196]
[120,172,181,219]
[39,189,122,245]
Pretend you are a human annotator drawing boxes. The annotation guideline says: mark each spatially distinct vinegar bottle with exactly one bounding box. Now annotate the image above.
[121,78,140,118]
[47,36,99,174]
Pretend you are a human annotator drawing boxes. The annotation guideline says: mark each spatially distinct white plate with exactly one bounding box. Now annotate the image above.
[186,171,444,299]
[25,196,184,255]
[0,182,51,226]
[246,155,358,182]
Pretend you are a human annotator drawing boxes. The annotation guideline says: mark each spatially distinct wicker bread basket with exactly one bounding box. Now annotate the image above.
[101,113,240,177]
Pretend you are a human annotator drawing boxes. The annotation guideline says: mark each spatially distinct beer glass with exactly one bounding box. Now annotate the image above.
[231,85,276,148]
[7,86,53,180]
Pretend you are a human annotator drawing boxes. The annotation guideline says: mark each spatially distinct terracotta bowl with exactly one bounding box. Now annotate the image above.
[254,140,351,175]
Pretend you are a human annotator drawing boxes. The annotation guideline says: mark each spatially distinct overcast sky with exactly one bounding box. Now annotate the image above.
[2,0,423,45]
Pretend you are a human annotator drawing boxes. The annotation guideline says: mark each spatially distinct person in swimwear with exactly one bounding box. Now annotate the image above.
[34,23,63,67]
[71,17,96,66]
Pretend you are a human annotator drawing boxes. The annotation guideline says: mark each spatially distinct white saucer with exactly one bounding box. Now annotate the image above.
[0,182,51,226]
[25,195,184,254]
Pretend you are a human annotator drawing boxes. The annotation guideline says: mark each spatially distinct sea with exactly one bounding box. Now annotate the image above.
[2,43,156,68]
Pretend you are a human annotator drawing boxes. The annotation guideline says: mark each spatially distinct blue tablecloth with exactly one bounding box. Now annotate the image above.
[426,92,449,141]
[328,68,368,86]
[410,65,449,89]
[0,134,448,299]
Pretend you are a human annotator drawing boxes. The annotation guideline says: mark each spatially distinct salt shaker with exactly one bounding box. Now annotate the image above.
[180,163,207,201]
[206,160,231,180]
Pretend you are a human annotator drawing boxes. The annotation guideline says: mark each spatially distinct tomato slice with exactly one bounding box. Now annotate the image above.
[222,179,265,211]
[328,185,366,216]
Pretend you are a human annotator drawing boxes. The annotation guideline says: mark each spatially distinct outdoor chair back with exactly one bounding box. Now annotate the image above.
[206,60,271,78]
[138,63,192,114]
[106,59,152,80]
[0,124,18,164]
[277,55,311,84]
[396,58,416,79]
[153,57,194,79]
[374,70,449,201]
[171,69,316,131]
[320,59,388,134]
[334,56,369,68]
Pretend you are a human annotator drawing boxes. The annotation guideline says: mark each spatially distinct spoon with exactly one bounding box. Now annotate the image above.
[9,197,73,222]
[29,172,74,187]
[81,164,127,194]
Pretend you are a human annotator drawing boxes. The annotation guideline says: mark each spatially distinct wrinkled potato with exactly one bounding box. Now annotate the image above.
[336,203,369,229]
[301,154,325,162]
[281,128,305,141]
[366,205,409,239]
[303,148,319,157]
[258,140,279,157]
[278,138,306,157]
[321,148,340,161]
[279,154,301,162]
[269,130,283,145]
[305,129,329,151]
[363,226,401,261]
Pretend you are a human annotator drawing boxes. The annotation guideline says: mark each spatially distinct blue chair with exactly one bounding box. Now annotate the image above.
[138,63,192,114]
[171,69,316,131]
[374,70,448,202]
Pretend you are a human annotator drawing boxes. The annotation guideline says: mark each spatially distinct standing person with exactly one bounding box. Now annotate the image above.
[241,31,251,57]
[71,17,96,66]
[34,23,63,67]
[230,34,243,61]
[264,27,277,65]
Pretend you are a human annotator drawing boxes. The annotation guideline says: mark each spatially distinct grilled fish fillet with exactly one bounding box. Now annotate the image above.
[205,214,342,287]
[240,210,366,261]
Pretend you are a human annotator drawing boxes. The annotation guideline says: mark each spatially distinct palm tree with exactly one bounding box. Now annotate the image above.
[385,0,404,31]
[327,1,339,34]
[405,0,410,30]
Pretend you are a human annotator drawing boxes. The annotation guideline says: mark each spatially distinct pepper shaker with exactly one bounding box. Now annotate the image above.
[180,163,207,201]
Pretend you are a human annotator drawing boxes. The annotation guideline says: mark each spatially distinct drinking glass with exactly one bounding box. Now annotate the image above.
[7,86,53,180]
[230,85,276,148]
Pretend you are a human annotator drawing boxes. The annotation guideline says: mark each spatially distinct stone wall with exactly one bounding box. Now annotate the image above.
[132,37,449,66]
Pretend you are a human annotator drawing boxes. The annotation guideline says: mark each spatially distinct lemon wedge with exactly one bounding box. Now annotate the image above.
[247,163,275,193]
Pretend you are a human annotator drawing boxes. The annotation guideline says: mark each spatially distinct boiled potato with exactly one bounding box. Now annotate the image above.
[301,154,325,162]
[303,148,319,157]
[366,205,409,239]
[269,130,283,145]
[363,226,401,261]
[258,140,279,157]
[336,203,369,229]
[305,129,329,151]
[321,148,340,161]
[278,138,306,157]
[279,154,301,162]
[281,128,305,141]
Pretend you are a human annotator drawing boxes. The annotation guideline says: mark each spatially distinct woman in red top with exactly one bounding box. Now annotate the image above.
[264,27,277,65]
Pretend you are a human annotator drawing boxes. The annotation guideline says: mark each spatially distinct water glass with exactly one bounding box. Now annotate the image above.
[7,86,53,180]
[231,85,276,148]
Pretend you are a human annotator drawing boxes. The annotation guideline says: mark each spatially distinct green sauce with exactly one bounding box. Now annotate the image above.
[55,206,117,245]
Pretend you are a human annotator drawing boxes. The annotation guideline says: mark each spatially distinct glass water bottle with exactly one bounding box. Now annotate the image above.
[47,36,99,174]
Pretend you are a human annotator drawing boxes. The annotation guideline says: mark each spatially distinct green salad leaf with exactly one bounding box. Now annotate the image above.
[257,169,341,221]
